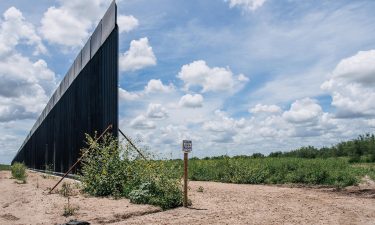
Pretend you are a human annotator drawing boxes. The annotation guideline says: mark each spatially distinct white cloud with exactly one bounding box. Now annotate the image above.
[203,110,246,143]
[118,87,141,101]
[0,54,56,122]
[226,0,267,11]
[40,0,111,47]
[249,104,281,114]
[321,50,375,117]
[117,15,139,33]
[238,74,250,82]
[130,115,156,130]
[282,98,323,124]
[177,60,247,93]
[179,94,203,108]
[0,8,56,122]
[145,79,174,93]
[0,7,46,56]
[331,50,375,86]
[146,103,168,119]
[119,37,157,72]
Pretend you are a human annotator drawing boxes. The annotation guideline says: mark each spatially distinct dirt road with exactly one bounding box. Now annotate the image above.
[1,171,374,225]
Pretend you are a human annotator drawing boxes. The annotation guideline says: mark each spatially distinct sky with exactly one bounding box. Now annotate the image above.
[1,0,375,164]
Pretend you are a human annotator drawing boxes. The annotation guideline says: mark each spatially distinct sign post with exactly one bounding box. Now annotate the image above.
[182,140,192,207]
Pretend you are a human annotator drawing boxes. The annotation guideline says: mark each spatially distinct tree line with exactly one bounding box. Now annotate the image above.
[199,133,375,163]
[268,133,375,162]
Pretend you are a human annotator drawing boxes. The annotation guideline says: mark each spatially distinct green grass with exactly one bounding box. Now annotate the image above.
[166,157,375,188]
[0,164,11,171]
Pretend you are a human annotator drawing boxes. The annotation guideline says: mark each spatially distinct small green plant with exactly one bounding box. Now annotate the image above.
[11,162,27,183]
[60,182,73,197]
[63,203,79,217]
[197,186,204,192]
[60,182,79,217]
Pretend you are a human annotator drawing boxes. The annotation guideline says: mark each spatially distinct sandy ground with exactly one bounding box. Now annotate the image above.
[1,170,375,225]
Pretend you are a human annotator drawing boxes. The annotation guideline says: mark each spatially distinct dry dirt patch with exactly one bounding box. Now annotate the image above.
[1,170,375,225]
[0,170,160,225]
[121,181,375,225]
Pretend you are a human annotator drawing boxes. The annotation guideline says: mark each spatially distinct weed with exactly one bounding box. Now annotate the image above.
[62,199,79,217]
[197,186,204,192]
[60,182,73,197]
[11,162,27,183]
[60,182,79,217]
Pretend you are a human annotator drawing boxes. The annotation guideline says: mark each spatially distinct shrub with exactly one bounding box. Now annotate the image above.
[80,133,183,209]
[123,160,183,209]
[11,162,27,183]
[80,133,124,196]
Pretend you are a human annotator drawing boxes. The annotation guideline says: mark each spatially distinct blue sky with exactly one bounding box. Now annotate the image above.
[1,0,375,164]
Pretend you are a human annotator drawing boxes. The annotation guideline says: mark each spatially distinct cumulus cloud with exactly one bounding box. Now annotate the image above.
[0,53,56,122]
[0,105,37,122]
[0,7,56,122]
[177,60,248,93]
[146,103,168,119]
[0,7,46,56]
[39,0,113,47]
[238,74,250,82]
[331,50,375,86]
[120,37,157,72]
[179,94,204,108]
[249,104,281,114]
[321,50,375,118]
[145,79,174,93]
[117,15,139,33]
[226,0,267,11]
[203,110,246,143]
[118,87,140,101]
[283,98,323,124]
[130,115,156,130]
[119,79,174,103]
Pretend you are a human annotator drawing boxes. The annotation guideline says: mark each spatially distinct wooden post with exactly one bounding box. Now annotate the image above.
[183,152,188,207]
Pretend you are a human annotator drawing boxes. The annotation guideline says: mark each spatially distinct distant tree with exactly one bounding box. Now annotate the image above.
[268,151,283,157]
[251,153,265,158]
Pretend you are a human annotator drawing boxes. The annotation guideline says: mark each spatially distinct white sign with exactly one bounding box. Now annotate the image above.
[182,140,192,152]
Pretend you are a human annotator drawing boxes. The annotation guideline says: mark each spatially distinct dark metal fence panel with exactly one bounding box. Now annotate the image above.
[12,2,118,173]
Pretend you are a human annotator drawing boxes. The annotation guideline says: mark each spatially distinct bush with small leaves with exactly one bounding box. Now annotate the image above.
[80,133,183,209]
[11,162,27,183]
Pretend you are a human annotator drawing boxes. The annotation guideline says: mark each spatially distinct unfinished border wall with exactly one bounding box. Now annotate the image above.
[12,1,118,173]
